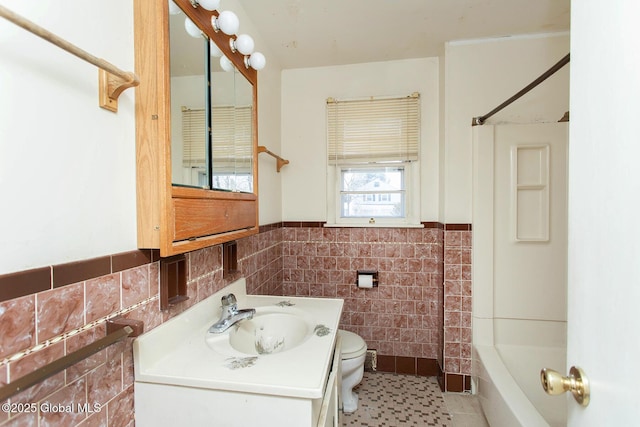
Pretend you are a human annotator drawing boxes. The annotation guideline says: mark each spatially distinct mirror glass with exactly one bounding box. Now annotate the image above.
[169,11,254,192]
[210,55,254,192]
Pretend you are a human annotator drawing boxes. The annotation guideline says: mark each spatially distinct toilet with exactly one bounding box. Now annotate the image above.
[338,330,367,413]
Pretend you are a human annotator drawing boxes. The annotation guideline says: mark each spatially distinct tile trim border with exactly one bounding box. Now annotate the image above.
[0,223,288,303]
[445,223,473,231]
[439,372,472,393]
[258,222,284,233]
[0,249,160,303]
[0,266,51,303]
[280,221,445,229]
[375,355,441,377]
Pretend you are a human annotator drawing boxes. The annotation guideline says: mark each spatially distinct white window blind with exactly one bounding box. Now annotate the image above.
[182,105,252,173]
[327,93,420,165]
[182,107,206,167]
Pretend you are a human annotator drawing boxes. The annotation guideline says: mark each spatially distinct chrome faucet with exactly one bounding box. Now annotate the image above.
[209,293,255,333]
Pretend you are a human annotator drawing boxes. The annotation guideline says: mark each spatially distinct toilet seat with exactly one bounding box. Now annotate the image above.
[339,330,367,359]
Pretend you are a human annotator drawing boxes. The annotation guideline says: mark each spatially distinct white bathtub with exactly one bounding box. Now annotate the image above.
[474,342,566,427]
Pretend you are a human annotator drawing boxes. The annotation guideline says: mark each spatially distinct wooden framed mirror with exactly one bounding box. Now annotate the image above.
[133,0,259,257]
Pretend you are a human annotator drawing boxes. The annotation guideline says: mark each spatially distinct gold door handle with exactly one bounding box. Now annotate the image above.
[540,366,590,407]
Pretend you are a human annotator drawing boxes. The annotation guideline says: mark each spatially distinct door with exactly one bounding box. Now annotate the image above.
[566,96,640,424]
[564,130,640,427]
[566,1,640,425]
[566,133,640,422]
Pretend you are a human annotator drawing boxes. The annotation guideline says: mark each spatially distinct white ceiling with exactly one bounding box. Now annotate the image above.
[236,0,571,69]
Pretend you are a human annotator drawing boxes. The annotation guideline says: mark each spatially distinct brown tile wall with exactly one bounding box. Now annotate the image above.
[0,221,472,422]
[443,225,473,391]
[280,224,445,369]
[0,226,281,427]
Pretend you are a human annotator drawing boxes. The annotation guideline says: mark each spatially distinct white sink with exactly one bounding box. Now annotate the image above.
[134,278,344,400]
[205,306,316,356]
[229,311,313,355]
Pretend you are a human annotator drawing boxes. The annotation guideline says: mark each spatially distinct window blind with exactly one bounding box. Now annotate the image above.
[182,105,252,173]
[182,107,206,167]
[327,93,420,165]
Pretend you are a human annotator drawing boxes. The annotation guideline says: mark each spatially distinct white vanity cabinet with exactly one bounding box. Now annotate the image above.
[133,278,344,427]
[318,334,341,427]
[135,339,341,427]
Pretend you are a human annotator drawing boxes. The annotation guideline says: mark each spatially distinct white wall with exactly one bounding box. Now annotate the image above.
[0,0,136,274]
[279,34,569,224]
[444,33,570,223]
[253,58,282,226]
[280,58,440,221]
[224,0,283,226]
[438,54,447,222]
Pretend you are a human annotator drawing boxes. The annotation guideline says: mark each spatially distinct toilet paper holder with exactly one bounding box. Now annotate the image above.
[356,270,378,288]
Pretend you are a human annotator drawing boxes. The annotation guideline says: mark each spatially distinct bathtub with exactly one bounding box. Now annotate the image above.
[474,331,566,427]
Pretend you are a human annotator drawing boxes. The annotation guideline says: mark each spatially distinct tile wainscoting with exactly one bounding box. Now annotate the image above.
[281,223,445,371]
[0,221,471,425]
[0,228,281,427]
[280,222,472,392]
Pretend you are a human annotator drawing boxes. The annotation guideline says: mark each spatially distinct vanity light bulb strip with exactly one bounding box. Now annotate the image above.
[0,295,159,368]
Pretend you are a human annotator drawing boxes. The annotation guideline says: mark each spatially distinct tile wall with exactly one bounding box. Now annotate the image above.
[443,225,473,391]
[278,222,473,390]
[280,223,445,376]
[0,221,471,426]
[0,227,281,427]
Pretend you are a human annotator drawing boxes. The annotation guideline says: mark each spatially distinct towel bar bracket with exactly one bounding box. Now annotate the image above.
[99,69,140,112]
[258,145,290,173]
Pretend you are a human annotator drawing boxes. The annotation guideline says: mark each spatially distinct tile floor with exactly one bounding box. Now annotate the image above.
[342,372,489,427]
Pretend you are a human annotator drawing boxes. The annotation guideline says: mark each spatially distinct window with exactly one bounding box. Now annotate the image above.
[326,93,421,226]
[340,167,405,218]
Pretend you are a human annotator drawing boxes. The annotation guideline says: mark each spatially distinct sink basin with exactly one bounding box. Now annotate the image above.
[229,311,313,355]
[136,277,344,407]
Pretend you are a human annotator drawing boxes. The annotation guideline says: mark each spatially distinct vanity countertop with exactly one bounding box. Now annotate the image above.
[133,278,344,399]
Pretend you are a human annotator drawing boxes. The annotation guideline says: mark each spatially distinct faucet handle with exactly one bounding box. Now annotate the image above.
[221,293,237,307]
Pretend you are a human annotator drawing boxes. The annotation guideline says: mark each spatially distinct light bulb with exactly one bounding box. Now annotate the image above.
[197,0,220,11]
[184,17,202,38]
[220,55,234,72]
[214,10,239,35]
[246,52,266,70]
[233,34,254,55]
[209,40,223,57]
[168,0,181,15]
